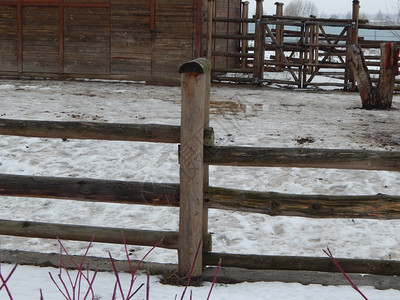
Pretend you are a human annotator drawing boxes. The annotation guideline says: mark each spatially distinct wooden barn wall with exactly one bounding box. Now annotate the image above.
[210,0,241,69]
[22,7,59,73]
[64,6,110,74]
[0,0,206,81]
[111,0,151,76]
[0,6,18,72]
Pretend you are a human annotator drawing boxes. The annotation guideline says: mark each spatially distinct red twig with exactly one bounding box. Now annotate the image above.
[323,248,368,300]
[180,239,202,300]
[50,238,98,300]
[109,234,163,299]
[206,258,221,300]
[146,271,150,300]
[49,272,69,300]
[0,263,18,299]
[128,283,144,299]
[121,232,136,297]
[109,251,125,299]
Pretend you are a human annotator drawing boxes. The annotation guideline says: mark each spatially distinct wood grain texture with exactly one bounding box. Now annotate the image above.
[0,219,180,249]
[206,186,400,219]
[0,118,213,143]
[204,146,400,171]
[0,174,180,206]
[0,118,181,143]
[203,252,400,276]
[178,69,207,276]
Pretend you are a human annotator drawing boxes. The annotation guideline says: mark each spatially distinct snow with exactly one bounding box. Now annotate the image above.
[1,79,400,299]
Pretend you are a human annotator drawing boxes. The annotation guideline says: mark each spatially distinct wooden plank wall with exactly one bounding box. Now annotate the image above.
[0,5,18,71]
[22,6,59,73]
[213,0,241,70]
[0,0,240,81]
[64,6,110,74]
[111,0,152,76]
[152,0,194,75]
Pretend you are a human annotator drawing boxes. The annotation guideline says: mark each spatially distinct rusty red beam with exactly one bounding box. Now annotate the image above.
[0,2,17,5]
[0,1,110,7]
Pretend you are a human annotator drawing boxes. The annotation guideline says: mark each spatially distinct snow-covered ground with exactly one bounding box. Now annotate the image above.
[1,79,400,299]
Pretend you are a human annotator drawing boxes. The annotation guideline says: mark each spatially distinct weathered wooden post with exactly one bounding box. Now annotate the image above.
[253,0,264,85]
[307,16,319,75]
[253,0,265,84]
[206,0,215,61]
[348,0,360,89]
[274,2,284,71]
[351,0,360,45]
[347,43,398,109]
[178,58,211,277]
[378,42,398,108]
[241,1,249,69]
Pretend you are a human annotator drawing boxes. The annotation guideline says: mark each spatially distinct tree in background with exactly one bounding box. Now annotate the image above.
[385,0,400,24]
[284,0,318,17]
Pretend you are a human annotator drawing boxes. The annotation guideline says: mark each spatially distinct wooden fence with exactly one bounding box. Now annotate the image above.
[2,58,400,278]
[207,0,400,90]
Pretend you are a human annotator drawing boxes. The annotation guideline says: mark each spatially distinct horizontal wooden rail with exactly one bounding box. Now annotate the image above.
[203,252,400,276]
[212,34,255,40]
[205,186,400,219]
[0,118,214,144]
[0,219,212,251]
[0,174,180,206]
[212,51,254,58]
[359,24,400,30]
[213,17,256,23]
[212,76,254,83]
[204,146,400,172]
[0,219,177,249]
[0,118,181,143]
[2,174,400,219]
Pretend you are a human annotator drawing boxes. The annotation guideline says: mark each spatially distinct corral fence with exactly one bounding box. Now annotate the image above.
[207,0,400,90]
[1,58,400,278]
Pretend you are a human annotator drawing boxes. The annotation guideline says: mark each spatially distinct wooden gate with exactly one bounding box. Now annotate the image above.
[262,16,353,88]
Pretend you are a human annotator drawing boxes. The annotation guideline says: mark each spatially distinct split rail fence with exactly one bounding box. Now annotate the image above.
[1,58,400,278]
[207,0,400,90]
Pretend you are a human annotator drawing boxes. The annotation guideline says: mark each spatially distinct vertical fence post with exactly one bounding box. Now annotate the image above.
[178,58,211,277]
[378,42,398,109]
[253,0,264,85]
[241,1,249,69]
[349,0,360,90]
[274,2,284,71]
[351,0,360,45]
[206,0,215,61]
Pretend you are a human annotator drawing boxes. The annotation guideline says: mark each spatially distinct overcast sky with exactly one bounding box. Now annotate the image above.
[250,0,397,16]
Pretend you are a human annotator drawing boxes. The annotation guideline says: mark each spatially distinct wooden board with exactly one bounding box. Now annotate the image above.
[22,7,59,73]
[0,6,18,71]
[0,0,242,81]
[63,7,110,74]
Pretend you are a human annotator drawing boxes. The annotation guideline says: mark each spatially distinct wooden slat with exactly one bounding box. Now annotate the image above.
[0,219,179,249]
[203,252,400,276]
[2,173,400,220]
[206,186,400,219]
[0,118,182,143]
[0,174,180,206]
[204,146,400,172]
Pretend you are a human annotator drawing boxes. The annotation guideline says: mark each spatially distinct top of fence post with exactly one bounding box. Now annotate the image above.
[179,58,212,74]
